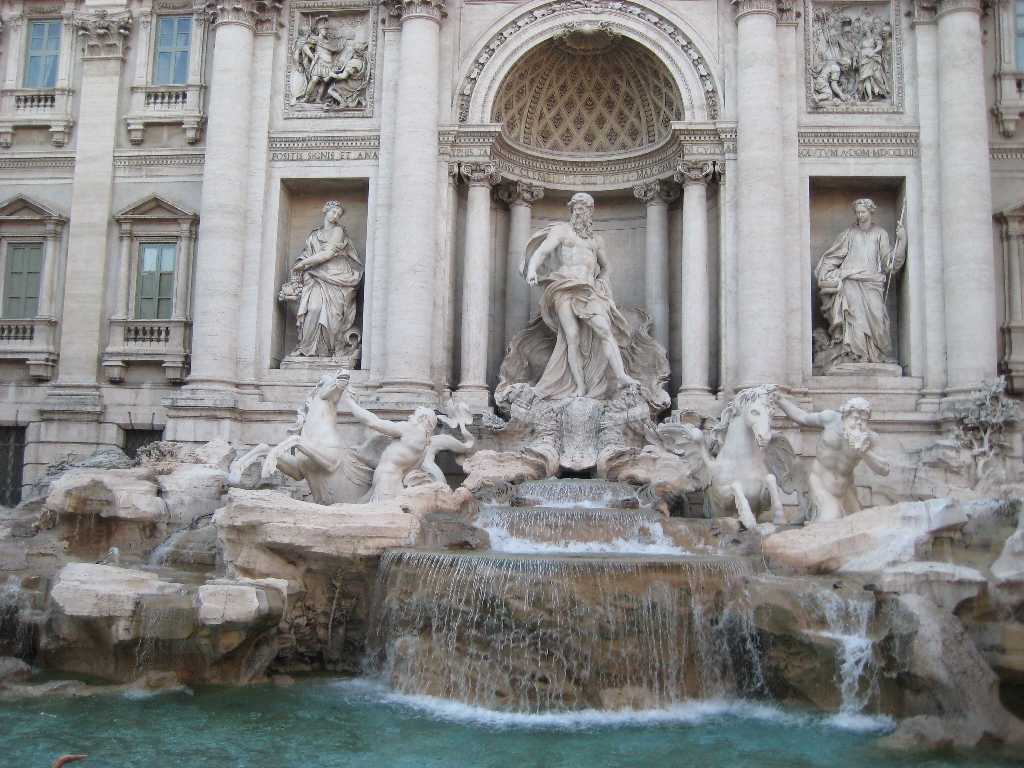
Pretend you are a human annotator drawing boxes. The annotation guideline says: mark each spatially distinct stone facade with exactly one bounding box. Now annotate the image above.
[0,0,1020,495]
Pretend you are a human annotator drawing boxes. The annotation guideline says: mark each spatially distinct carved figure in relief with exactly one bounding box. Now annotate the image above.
[664,385,796,530]
[777,395,890,521]
[809,5,893,108]
[291,15,369,110]
[505,193,670,409]
[815,197,906,364]
[279,200,363,362]
[325,32,369,110]
[296,17,340,103]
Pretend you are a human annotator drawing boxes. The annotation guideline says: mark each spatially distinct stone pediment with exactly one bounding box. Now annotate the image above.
[115,195,197,223]
[0,194,66,222]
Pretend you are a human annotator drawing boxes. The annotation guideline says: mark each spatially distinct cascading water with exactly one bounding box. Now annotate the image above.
[812,591,878,717]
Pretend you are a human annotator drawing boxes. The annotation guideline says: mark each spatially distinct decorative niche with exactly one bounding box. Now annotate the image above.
[284,0,377,119]
[804,0,904,114]
[809,177,908,376]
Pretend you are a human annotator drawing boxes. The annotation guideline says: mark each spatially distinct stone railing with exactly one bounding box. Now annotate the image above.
[103,318,190,383]
[126,84,205,145]
[0,318,59,380]
[0,88,74,147]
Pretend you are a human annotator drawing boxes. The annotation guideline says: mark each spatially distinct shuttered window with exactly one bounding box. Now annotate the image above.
[153,16,191,86]
[3,243,42,319]
[136,243,175,320]
[24,20,61,89]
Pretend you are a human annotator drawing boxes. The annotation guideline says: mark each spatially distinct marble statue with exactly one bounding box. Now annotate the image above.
[229,372,474,505]
[777,394,890,521]
[666,385,796,530]
[808,5,894,109]
[498,193,670,411]
[279,200,363,366]
[815,198,907,365]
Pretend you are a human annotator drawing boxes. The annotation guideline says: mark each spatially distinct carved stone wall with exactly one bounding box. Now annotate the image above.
[805,0,903,113]
[284,0,377,118]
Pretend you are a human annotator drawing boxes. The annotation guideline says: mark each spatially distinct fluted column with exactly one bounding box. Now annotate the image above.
[187,0,269,389]
[456,162,500,409]
[51,10,132,388]
[633,179,677,351]
[675,162,715,407]
[113,222,133,319]
[174,222,195,321]
[37,220,62,320]
[380,0,446,397]
[936,0,998,392]
[497,181,544,345]
[733,0,786,388]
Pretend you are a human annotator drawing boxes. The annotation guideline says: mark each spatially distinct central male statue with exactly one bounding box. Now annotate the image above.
[515,192,663,404]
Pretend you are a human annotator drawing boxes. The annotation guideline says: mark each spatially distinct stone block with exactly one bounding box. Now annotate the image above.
[876,561,986,611]
[50,563,186,620]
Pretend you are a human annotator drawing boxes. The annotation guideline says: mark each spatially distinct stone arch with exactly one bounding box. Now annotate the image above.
[456,0,722,127]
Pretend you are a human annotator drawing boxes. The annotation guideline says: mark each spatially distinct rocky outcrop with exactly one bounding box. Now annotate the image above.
[879,594,1024,750]
[876,562,987,612]
[763,498,970,574]
[0,656,31,683]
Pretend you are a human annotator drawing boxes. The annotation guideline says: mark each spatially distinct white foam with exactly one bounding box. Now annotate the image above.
[331,679,891,734]
[480,517,688,556]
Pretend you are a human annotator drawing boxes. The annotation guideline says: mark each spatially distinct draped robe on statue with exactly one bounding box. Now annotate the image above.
[295,226,363,357]
[815,224,895,363]
[497,225,670,410]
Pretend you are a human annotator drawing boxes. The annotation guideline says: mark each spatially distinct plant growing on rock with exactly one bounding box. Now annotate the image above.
[941,377,1022,491]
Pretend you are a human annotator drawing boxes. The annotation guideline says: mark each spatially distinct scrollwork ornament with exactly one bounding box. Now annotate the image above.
[460,162,501,187]
[674,161,716,187]
[496,181,545,206]
[73,9,133,60]
[632,179,679,204]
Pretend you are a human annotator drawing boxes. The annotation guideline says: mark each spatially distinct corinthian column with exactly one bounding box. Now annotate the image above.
[497,181,544,345]
[733,0,787,388]
[456,162,500,409]
[936,0,998,392]
[380,0,446,398]
[633,179,678,351]
[187,0,276,390]
[52,10,132,390]
[675,161,715,408]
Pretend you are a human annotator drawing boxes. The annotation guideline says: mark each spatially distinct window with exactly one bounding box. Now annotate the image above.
[24,20,61,89]
[135,243,175,320]
[0,427,26,507]
[4,243,42,319]
[153,16,192,86]
[1017,0,1024,70]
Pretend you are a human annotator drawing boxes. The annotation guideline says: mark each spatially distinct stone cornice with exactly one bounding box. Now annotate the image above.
[797,128,919,158]
[73,9,133,61]
[268,132,380,161]
[0,155,75,172]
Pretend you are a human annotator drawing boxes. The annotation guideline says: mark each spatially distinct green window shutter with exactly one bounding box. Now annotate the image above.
[136,243,176,320]
[4,244,43,319]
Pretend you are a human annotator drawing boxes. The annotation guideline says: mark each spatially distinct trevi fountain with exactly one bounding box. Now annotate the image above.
[1,0,1024,765]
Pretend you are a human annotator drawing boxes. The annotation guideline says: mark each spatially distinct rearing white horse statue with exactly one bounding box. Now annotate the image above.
[661,385,797,530]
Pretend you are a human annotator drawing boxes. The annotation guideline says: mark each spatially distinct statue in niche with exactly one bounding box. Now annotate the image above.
[809,5,893,108]
[498,192,670,411]
[291,15,369,110]
[815,197,906,367]
[777,394,891,522]
[279,200,363,367]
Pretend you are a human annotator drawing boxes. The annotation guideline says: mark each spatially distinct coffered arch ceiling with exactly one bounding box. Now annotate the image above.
[491,31,684,155]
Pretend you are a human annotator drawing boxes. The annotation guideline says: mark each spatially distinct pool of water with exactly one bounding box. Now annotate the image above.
[2,678,1020,768]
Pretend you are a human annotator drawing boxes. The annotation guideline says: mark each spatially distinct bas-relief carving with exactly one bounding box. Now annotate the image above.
[814,197,907,370]
[805,0,903,113]
[279,200,363,368]
[285,3,375,118]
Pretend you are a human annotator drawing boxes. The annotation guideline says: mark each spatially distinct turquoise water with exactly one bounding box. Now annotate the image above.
[2,678,1020,768]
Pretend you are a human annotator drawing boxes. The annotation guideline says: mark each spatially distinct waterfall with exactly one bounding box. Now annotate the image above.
[368,549,764,713]
[512,479,642,509]
[149,529,189,567]
[814,591,877,716]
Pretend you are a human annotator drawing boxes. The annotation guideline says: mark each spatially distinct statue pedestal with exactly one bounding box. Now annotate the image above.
[825,361,902,377]
[280,353,360,371]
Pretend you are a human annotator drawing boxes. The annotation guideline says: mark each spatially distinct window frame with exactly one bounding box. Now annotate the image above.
[132,239,178,321]
[23,19,62,90]
[1,240,45,320]
[151,15,193,87]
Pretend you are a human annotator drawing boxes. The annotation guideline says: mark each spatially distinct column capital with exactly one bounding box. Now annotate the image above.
[674,160,718,187]
[460,161,501,187]
[936,0,983,17]
[632,179,679,205]
[204,0,282,31]
[496,180,545,207]
[732,0,788,21]
[908,0,939,23]
[73,9,132,61]
[384,0,447,24]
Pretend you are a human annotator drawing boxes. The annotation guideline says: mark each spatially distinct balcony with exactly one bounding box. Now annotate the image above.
[0,88,74,147]
[103,318,190,384]
[0,318,59,380]
[125,84,205,145]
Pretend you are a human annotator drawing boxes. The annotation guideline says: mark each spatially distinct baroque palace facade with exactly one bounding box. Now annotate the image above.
[0,0,1021,500]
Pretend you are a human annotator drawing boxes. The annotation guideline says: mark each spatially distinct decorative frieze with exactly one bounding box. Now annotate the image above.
[267,133,379,161]
[805,0,904,114]
[285,0,377,118]
[798,128,918,158]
